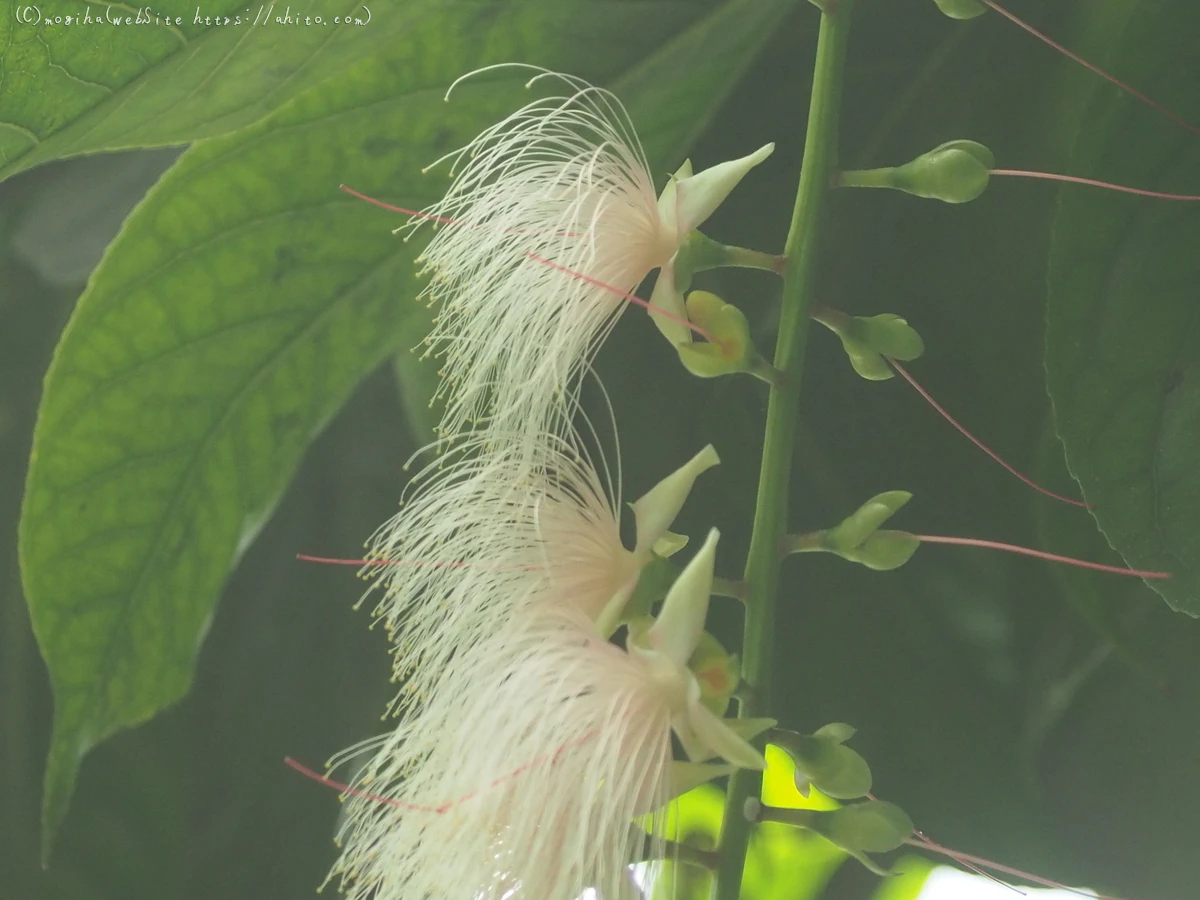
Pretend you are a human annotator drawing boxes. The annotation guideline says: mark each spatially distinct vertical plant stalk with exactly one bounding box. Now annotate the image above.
[711,4,855,899]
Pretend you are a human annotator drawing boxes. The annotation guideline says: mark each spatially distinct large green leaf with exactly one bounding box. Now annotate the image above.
[1,0,704,181]
[0,0,435,180]
[19,0,798,862]
[1045,0,1200,614]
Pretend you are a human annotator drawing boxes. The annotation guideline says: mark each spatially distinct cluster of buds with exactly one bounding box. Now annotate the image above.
[326,68,779,899]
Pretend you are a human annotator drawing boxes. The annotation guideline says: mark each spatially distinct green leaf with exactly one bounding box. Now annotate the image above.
[1,0,457,180]
[1045,0,1200,614]
[1034,420,1169,683]
[19,0,798,862]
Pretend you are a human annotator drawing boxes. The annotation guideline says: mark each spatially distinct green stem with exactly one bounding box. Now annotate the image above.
[684,232,786,276]
[711,576,749,602]
[720,245,787,275]
[779,531,826,555]
[834,166,895,189]
[711,4,855,899]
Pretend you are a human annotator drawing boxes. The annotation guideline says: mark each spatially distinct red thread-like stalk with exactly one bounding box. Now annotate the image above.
[914,533,1170,579]
[296,553,543,573]
[980,0,1200,139]
[990,169,1200,201]
[338,184,713,342]
[907,832,1131,900]
[285,729,599,814]
[888,360,1090,508]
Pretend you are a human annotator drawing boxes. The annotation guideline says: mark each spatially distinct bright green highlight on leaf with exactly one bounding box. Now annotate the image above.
[773,724,874,800]
[652,752,847,900]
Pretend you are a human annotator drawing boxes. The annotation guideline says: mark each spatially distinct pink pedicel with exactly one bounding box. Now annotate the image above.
[888,360,1090,508]
[339,184,713,342]
[981,0,1200,139]
[914,533,1170,579]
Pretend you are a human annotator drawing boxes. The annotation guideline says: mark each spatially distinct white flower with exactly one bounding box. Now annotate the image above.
[366,433,720,710]
[329,531,765,900]
[412,66,773,449]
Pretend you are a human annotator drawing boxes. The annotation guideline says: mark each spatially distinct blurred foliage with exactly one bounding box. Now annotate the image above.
[1045,0,1200,614]
[3,0,1200,899]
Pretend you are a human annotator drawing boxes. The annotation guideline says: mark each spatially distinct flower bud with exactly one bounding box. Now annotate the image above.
[838,530,921,571]
[933,0,986,19]
[752,798,914,875]
[820,801,913,854]
[890,140,994,203]
[626,618,741,716]
[689,631,740,716]
[675,291,781,386]
[814,310,924,381]
[774,724,873,800]
[839,140,994,204]
[827,491,912,552]
[784,493,921,571]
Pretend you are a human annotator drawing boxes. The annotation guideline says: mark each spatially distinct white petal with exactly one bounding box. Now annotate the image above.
[656,158,694,235]
[593,572,638,639]
[647,529,719,667]
[646,262,692,345]
[664,761,736,803]
[674,143,775,235]
[671,709,708,763]
[687,695,768,770]
[726,717,777,744]
[632,445,719,558]
[652,531,689,558]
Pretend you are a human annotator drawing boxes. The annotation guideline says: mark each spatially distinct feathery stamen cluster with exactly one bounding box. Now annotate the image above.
[413,69,674,449]
[330,606,674,900]
[326,67,772,900]
[364,429,631,710]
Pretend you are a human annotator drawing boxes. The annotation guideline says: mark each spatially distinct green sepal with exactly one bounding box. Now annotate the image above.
[673,230,728,281]
[846,849,900,878]
[675,291,779,385]
[933,0,986,19]
[667,761,736,800]
[840,140,994,204]
[752,800,913,874]
[653,531,690,558]
[814,310,924,381]
[772,725,873,800]
[727,717,777,743]
[838,530,922,571]
[626,614,746,718]
[689,630,741,716]
[621,554,680,623]
[786,494,921,571]
[820,801,914,854]
[890,140,994,203]
[827,491,912,551]
[814,722,856,742]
